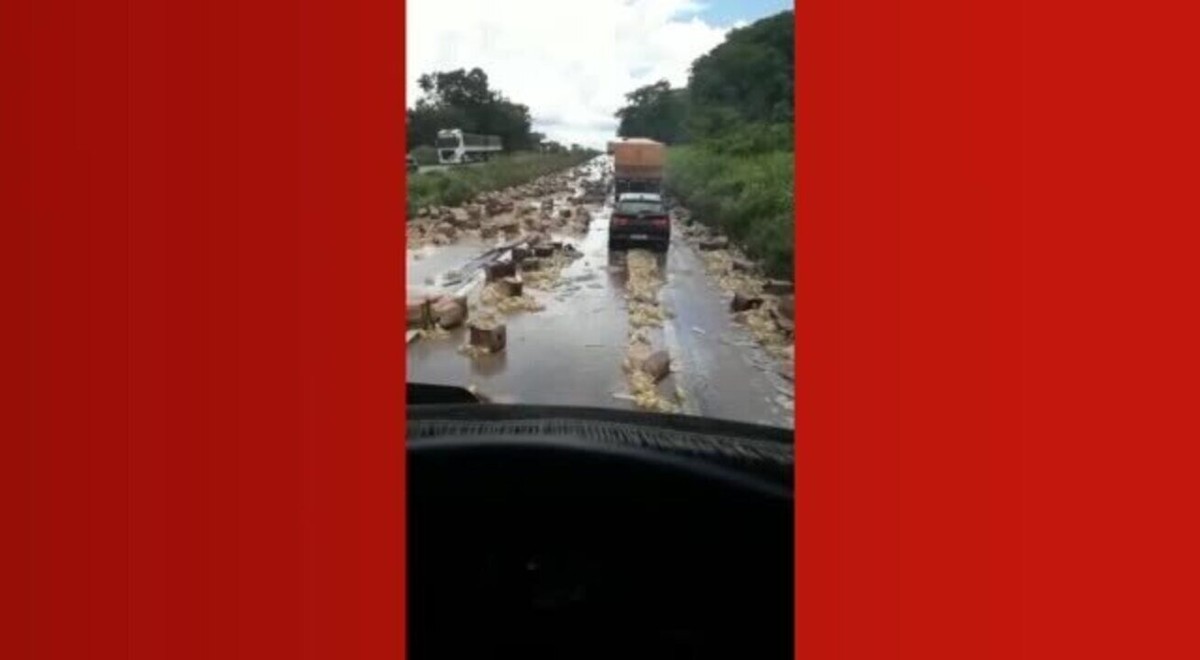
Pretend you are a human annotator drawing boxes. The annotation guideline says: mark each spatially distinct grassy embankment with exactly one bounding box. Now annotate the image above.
[664,139,794,279]
[407,151,595,214]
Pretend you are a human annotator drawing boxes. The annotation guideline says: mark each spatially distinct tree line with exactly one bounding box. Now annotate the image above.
[617,10,795,277]
[614,10,794,153]
[406,68,584,155]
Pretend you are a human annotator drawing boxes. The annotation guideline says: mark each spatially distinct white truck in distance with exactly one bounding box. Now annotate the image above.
[436,129,503,165]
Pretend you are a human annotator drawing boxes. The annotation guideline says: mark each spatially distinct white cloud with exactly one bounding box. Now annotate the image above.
[406,0,730,149]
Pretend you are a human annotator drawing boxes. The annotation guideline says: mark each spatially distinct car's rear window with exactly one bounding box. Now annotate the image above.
[616,201,665,216]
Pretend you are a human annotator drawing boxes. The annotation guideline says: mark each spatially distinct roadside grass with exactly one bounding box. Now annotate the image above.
[664,146,794,278]
[409,145,438,165]
[407,151,595,214]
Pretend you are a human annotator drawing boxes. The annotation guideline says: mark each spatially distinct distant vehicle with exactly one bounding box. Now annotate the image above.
[619,192,667,201]
[436,128,502,165]
[407,154,419,173]
[611,138,665,199]
[609,192,670,252]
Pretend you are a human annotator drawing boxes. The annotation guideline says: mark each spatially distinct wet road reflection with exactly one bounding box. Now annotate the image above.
[406,158,792,429]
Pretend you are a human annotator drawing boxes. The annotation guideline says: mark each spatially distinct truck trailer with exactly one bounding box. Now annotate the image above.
[436,129,503,165]
[610,138,665,198]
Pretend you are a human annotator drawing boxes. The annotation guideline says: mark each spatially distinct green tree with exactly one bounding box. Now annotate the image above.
[612,11,794,151]
[687,11,794,136]
[610,10,796,275]
[418,69,492,108]
[406,67,536,151]
[614,80,689,144]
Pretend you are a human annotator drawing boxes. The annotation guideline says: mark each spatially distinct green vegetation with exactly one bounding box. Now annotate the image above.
[613,81,689,145]
[687,11,794,136]
[407,68,577,154]
[407,151,597,214]
[614,10,794,277]
[410,145,438,166]
[665,147,793,278]
[408,68,538,151]
[406,67,602,214]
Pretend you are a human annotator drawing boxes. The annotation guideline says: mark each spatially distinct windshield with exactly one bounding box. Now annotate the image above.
[615,200,665,216]
[406,8,795,433]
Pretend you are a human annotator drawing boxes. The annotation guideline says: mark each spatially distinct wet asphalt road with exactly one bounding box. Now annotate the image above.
[406,160,793,429]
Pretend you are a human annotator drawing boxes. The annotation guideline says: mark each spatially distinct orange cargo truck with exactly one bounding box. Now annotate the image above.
[609,138,665,199]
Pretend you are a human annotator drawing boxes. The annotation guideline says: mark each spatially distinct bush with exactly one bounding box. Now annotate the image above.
[665,146,793,278]
[410,145,438,165]
[406,151,595,215]
[702,122,793,156]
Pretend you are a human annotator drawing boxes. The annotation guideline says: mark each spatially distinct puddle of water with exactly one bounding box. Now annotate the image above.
[659,237,794,429]
[406,241,485,292]
[408,198,634,410]
[406,161,792,429]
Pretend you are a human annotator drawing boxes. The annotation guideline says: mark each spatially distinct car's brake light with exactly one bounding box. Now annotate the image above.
[651,217,669,227]
[612,215,628,226]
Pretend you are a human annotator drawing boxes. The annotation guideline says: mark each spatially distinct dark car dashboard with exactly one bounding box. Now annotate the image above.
[408,390,793,659]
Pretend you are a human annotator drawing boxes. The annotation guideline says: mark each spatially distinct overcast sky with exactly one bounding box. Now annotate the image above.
[406,0,792,149]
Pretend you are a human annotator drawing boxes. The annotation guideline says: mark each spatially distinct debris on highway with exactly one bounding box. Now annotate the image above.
[463,316,507,355]
[408,157,793,428]
[731,292,764,312]
[521,249,574,291]
[485,261,517,282]
[626,250,668,328]
[408,163,604,358]
[431,295,468,330]
[701,250,765,297]
[480,280,543,313]
[407,297,431,329]
[628,370,677,413]
[689,238,793,362]
[641,350,671,383]
[731,257,758,273]
[763,279,794,296]
[739,306,793,361]
[407,163,597,250]
[408,290,468,331]
[776,294,795,319]
[494,276,524,298]
[770,307,795,335]
[673,212,797,399]
[620,251,679,413]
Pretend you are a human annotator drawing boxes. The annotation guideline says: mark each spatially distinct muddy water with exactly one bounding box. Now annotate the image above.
[407,198,629,406]
[406,158,793,429]
[660,242,793,428]
[407,242,484,292]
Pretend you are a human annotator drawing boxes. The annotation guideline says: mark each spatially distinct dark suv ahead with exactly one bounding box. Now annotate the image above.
[609,193,670,252]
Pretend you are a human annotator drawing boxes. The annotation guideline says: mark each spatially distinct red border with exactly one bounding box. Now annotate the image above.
[2,0,404,657]
[796,2,1200,659]
[796,2,1026,655]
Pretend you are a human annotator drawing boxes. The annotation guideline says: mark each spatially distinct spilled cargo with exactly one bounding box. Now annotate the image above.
[610,138,665,198]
